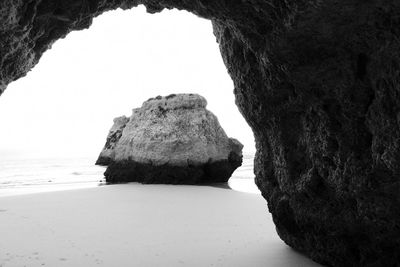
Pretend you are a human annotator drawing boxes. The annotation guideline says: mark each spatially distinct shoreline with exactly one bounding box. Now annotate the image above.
[0,184,321,266]
[0,181,104,198]
[0,178,261,198]
[0,152,258,197]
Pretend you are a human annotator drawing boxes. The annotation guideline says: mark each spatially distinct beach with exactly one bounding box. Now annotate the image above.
[0,184,321,267]
[0,153,258,197]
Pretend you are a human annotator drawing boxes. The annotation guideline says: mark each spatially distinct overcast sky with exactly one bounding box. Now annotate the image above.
[0,6,255,158]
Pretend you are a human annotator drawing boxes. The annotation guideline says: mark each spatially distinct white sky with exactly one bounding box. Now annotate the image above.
[0,6,255,158]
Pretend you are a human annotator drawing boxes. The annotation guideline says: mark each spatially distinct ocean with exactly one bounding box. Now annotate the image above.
[0,152,258,197]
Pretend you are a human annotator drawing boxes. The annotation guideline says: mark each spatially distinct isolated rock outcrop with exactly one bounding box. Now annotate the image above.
[2,1,400,266]
[96,94,243,184]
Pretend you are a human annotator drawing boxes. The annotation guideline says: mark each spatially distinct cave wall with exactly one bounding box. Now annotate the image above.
[1,0,400,266]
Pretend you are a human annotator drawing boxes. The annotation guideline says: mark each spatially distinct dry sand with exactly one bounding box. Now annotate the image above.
[0,184,321,266]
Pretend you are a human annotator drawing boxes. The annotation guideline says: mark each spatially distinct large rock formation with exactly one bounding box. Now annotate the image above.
[96,94,243,184]
[1,1,400,266]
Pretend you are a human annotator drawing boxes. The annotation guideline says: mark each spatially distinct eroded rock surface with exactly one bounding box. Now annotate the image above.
[96,94,243,184]
[1,1,400,266]
[95,115,129,166]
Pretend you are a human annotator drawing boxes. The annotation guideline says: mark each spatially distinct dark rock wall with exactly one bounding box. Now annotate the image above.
[214,2,400,266]
[1,1,400,266]
[104,154,242,184]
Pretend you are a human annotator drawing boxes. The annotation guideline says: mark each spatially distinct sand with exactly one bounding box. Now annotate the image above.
[0,184,321,267]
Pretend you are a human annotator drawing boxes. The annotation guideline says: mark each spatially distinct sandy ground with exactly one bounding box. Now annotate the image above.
[0,184,321,267]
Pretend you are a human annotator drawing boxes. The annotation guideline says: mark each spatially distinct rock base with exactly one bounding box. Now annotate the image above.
[103,152,242,184]
[95,157,113,166]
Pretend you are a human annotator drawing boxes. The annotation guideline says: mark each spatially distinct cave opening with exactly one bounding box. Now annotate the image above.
[0,6,255,157]
[0,6,257,193]
[1,1,399,266]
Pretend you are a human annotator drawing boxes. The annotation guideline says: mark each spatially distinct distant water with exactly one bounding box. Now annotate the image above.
[0,152,258,197]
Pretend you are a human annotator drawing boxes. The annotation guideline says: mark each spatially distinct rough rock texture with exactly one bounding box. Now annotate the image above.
[1,1,400,266]
[96,94,243,184]
[95,115,129,166]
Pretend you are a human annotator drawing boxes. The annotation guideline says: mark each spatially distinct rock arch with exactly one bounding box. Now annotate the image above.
[1,1,400,266]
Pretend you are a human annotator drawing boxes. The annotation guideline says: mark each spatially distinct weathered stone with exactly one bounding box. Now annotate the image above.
[96,94,243,184]
[95,116,129,166]
[1,1,400,266]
